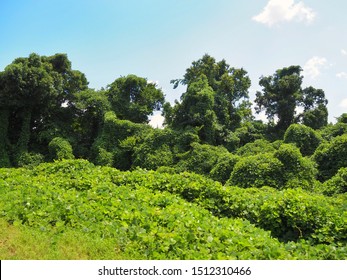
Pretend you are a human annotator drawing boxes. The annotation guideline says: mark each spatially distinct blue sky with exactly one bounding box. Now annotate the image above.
[1,0,347,126]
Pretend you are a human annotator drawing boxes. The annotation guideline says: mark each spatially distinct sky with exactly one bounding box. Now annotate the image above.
[1,0,347,127]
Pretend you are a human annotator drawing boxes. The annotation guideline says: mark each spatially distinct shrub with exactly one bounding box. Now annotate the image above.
[94,147,113,166]
[91,111,150,168]
[228,153,284,189]
[320,123,347,141]
[274,144,317,190]
[283,124,322,156]
[234,121,265,147]
[209,153,240,184]
[17,152,45,168]
[48,137,74,160]
[236,139,275,157]
[176,142,230,175]
[135,144,174,170]
[132,129,177,170]
[313,134,347,181]
[322,167,347,195]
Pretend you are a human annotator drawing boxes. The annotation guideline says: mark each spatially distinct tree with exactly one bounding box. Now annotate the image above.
[323,167,347,195]
[91,111,151,169]
[70,89,110,157]
[299,86,328,129]
[165,54,251,144]
[337,113,347,124]
[255,66,328,134]
[175,142,230,176]
[167,76,218,143]
[107,74,165,123]
[255,66,303,133]
[0,53,60,164]
[0,53,88,165]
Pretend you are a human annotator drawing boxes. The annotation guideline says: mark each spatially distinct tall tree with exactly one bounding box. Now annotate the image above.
[166,54,251,145]
[71,89,110,157]
[107,75,165,123]
[0,53,88,165]
[168,75,217,143]
[299,86,328,129]
[170,54,251,131]
[255,66,328,133]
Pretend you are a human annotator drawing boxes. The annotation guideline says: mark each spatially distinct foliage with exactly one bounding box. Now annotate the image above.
[131,128,190,170]
[0,53,88,165]
[228,153,284,189]
[165,76,218,144]
[0,160,291,259]
[337,113,347,124]
[234,121,266,147]
[166,54,252,144]
[0,160,346,259]
[2,52,347,259]
[236,139,275,157]
[107,75,165,123]
[92,111,151,169]
[175,142,230,175]
[255,66,328,133]
[70,89,111,158]
[322,167,347,195]
[283,124,322,156]
[299,87,328,129]
[320,123,347,141]
[230,143,317,190]
[48,137,74,160]
[94,147,114,167]
[17,152,45,168]
[209,153,240,184]
[313,134,347,181]
[274,144,317,189]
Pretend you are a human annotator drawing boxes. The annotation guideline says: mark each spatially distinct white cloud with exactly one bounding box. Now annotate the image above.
[303,56,327,79]
[340,98,347,108]
[147,80,159,86]
[149,114,164,128]
[341,49,347,56]
[252,0,316,27]
[337,72,347,79]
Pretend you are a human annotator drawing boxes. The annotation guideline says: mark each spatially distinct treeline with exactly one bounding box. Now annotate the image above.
[1,53,347,190]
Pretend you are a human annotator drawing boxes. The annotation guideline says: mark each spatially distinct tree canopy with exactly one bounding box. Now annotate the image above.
[165,54,252,145]
[255,66,328,133]
[107,75,165,123]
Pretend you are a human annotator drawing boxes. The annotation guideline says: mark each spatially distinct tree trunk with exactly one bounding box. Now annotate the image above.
[15,107,32,164]
[0,108,11,167]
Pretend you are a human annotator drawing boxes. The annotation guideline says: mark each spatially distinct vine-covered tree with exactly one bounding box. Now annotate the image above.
[107,74,165,123]
[165,54,251,144]
[0,53,88,166]
[255,66,328,134]
[166,75,218,143]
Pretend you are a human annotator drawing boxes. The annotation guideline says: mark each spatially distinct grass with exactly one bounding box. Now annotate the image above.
[0,218,126,260]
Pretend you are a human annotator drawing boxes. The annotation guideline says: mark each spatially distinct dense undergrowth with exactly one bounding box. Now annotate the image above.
[1,159,346,259]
